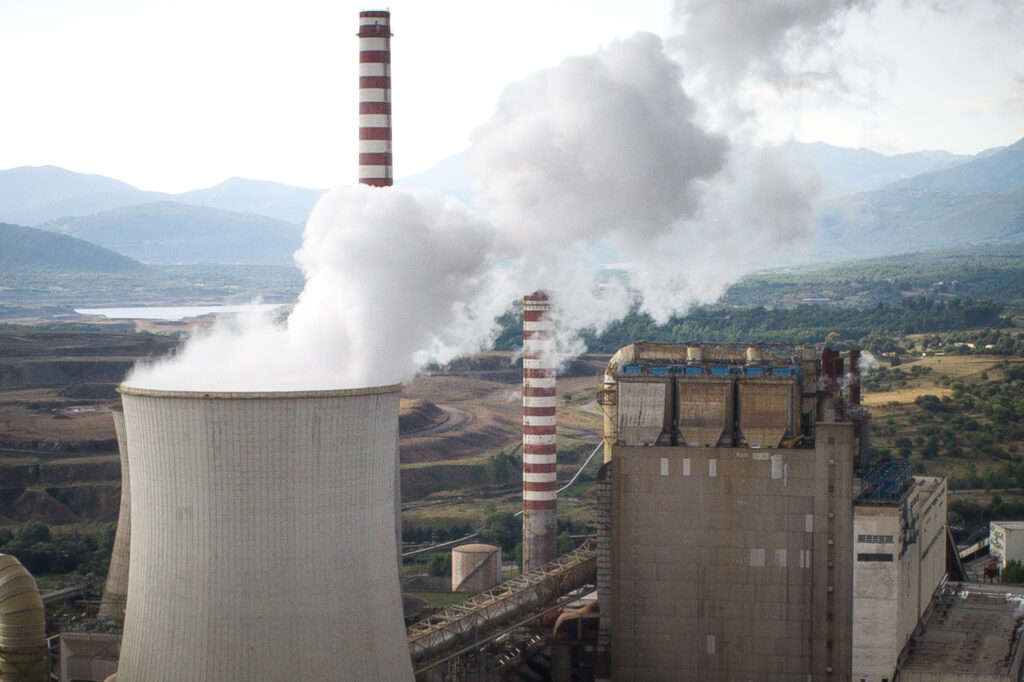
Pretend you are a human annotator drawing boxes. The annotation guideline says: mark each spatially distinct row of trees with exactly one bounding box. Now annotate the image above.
[0,522,114,576]
[493,297,1005,354]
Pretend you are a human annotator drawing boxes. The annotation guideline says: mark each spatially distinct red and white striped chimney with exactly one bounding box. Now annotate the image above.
[523,292,557,572]
[358,10,392,187]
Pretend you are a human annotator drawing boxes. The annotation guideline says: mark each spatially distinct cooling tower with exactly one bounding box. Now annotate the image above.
[97,407,129,624]
[114,385,413,682]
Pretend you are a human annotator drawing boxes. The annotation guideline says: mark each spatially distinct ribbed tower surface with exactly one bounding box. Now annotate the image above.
[114,386,413,682]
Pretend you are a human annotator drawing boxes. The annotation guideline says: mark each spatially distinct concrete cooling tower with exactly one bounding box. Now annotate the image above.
[113,385,413,682]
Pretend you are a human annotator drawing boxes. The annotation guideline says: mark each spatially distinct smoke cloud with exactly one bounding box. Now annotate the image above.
[669,0,876,123]
[857,351,881,374]
[127,32,817,392]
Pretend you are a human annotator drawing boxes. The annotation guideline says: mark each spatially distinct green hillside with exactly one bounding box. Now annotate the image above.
[39,201,302,265]
[813,139,1024,259]
[0,223,150,273]
[0,223,303,309]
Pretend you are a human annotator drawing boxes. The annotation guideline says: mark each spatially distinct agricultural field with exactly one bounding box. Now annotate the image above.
[861,351,1024,538]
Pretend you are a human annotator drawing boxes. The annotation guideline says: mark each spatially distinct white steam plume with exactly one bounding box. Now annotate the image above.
[128,188,508,391]
[127,32,817,392]
[669,0,876,128]
[857,351,881,374]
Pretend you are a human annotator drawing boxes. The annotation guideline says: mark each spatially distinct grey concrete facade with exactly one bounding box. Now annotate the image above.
[114,386,413,681]
[610,428,854,680]
[853,476,947,682]
[600,343,866,680]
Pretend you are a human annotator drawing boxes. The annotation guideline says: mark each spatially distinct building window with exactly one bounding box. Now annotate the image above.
[857,534,894,544]
[857,553,894,562]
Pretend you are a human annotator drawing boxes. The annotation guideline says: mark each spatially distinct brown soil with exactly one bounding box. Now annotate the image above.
[399,399,448,435]
[0,328,609,524]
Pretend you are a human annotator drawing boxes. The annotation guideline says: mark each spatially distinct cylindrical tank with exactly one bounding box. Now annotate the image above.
[114,385,412,682]
[0,554,47,682]
[451,544,501,593]
[97,407,129,624]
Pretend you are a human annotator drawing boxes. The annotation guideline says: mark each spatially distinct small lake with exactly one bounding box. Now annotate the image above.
[75,303,288,321]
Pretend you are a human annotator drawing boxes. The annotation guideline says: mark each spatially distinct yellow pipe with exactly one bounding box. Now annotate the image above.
[0,554,47,682]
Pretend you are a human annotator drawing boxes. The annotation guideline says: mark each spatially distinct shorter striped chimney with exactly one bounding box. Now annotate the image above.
[522,292,557,572]
[358,10,392,187]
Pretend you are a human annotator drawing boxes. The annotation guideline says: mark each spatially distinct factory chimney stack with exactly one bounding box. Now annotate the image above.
[522,292,557,572]
[358,10,393,187]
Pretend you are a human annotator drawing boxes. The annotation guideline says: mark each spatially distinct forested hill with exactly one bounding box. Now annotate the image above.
[0,222,151,273]
[578,297,1006,353]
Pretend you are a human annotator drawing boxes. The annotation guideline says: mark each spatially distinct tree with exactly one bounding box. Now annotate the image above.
[486,452,517,486]
[1003,559,1024,584]
[480,510,521,552]
[426,552,450,578]
[16,522,50,546]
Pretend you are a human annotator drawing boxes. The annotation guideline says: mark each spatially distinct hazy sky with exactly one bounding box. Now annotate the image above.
[1,0,1021,193]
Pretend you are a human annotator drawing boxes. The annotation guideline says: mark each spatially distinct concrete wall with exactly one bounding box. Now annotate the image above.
[989,522,1024,570]
[852,506,901,681]
[853,477,947,682]
[610,422,854,681]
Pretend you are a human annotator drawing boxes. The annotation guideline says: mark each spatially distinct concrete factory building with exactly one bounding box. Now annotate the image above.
[853,471,947,681]
[110,386,413,681]
[988,520,1024,571]
[596,342,947,681]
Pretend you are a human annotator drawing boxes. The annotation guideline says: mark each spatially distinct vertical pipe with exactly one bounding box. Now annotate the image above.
[522,292,557,572]
[358,10,392,187]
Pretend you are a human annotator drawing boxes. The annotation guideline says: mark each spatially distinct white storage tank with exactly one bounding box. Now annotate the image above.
[113,385,412,681]
[451,544,501,593]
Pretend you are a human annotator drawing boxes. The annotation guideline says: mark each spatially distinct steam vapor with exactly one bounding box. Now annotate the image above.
[127,33,816,392]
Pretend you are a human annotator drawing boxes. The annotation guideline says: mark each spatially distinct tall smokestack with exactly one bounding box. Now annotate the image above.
[522,292,557,572]
[358,10,393,187]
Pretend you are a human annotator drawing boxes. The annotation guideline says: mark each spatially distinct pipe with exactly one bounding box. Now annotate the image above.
[0,554,47,682]
[601,344,638,464]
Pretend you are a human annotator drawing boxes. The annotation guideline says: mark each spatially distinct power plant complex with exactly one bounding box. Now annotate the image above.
[10,8,1024,682]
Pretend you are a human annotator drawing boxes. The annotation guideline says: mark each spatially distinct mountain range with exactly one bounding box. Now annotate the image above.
[1,137,1022,271]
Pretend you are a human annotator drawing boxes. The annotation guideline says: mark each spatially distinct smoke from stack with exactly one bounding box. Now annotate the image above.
[128,32,816,393]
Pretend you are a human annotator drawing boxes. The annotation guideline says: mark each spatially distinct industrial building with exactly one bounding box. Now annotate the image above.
[853,471,947,681]
[15,5,1019,679]
[988,520,1024,571]
[896,581,1024,680]
[595,341,949,681]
